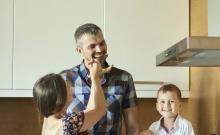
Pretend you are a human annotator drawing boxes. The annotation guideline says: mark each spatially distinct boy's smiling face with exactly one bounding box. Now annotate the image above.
[156,91,181,119]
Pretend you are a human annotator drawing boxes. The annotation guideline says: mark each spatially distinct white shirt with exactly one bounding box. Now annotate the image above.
[149,115,195,135]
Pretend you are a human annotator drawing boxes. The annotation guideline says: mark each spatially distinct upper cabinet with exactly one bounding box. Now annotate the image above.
[0,0,13,90]
[105,0,189,97]
[0,0,189,97]
[12,0,104,96]
[208,0,220,36]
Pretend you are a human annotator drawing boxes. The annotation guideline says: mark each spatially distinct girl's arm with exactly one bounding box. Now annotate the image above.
[80,60,111,132]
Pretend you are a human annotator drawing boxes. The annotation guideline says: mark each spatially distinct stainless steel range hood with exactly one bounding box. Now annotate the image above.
[156,36,220,67]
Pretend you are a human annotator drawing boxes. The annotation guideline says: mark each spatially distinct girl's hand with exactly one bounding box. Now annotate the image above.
[87,59,112,80]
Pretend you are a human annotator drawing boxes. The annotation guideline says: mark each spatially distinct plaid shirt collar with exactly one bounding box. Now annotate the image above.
[79,60,108,85]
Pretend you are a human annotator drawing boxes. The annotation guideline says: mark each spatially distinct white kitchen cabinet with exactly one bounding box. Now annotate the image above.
[105,0,189,98]
[1,0,189,97]
[208,0,220,36]
[11,0,104,96]
[0,0,13,90]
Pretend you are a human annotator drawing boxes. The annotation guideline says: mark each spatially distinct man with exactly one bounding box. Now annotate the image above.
[61,23,141,135]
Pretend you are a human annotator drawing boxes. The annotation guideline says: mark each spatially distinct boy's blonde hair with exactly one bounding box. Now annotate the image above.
[157,84,182,101]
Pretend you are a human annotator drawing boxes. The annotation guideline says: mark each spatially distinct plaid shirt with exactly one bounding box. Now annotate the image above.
[60,61,137,135]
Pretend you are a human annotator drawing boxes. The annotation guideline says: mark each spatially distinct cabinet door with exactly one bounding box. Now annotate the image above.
[105,0,189,97]
[0,0,13,89]
[208,0,220,36]
[14,0,104,92]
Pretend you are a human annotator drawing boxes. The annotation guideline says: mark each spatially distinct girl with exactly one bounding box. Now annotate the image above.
[33,60,111,135]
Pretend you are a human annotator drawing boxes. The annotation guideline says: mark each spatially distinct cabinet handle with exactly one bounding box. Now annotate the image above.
[134,81,164,85]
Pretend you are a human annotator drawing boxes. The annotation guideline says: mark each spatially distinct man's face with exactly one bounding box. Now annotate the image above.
[156,91,181,119]
[76,31,107,67]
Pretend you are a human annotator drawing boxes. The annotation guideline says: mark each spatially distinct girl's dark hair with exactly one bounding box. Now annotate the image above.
[157,84,182,101]
[33,73,67,118]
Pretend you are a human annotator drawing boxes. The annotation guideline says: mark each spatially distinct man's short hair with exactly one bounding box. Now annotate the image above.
[74,23,102,43]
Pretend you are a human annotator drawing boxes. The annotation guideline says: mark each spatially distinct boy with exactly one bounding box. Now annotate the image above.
[142,84,195,135]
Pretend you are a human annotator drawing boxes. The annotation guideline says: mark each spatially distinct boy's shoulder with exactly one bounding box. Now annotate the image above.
[177,115,193,127]
[149,115,193,130]
[149,118,161,131]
